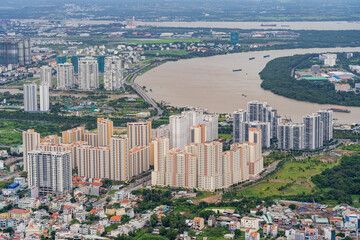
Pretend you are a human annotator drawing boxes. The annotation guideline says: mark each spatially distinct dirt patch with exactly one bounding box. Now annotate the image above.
[194,194,222,204]
[319,155,338,163]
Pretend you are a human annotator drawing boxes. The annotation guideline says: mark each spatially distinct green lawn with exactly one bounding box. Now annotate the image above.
[341,143,360,152]
[193,191,217,201]
[239,157,339,198]
[219,134,232,140]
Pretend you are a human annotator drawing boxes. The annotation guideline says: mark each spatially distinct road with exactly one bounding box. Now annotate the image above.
[125,64,164,120]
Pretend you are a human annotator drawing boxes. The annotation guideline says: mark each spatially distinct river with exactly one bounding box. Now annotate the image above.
[139,21,360,31]
[137,47,360,124]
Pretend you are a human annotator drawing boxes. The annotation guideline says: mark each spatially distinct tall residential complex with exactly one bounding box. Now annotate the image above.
[77,146,110,179]
[97,118,113,147]
[0,38,31,66]
[186,141,223,191]
[24,83,37,112]
[62,127,85,144]
[317,110,333,142]
[233,109,247,143]
[104,56,123,90]
[57,63,75,90]
[39,84,49,112]
[127,121,152,149]
[303,113,324,150]
[110,135,129,181]
[129,146,150,178]
[28,151,72,197]
[22,129,40,172]
[40,66,52,88]
[169,110,218,149]
[277,123,304,150]
[150,138,169,184]
[164,148,198,188]
[78,57,99,90]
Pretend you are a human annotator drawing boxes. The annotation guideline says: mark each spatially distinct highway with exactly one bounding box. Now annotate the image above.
[124,63,164,120]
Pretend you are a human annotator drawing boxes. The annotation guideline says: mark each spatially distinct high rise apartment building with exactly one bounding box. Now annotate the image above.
[303,113,324,150]
[62,127,85,144]
[27,151,72,197]
[40,66,52,87]
[39,84,49,112]
[57,63,75,90]
[110,135,129,181]
[127,121,152,149]
[129,146,150,179]
[104,56,122,90]
[24,83,37,112]
[97,118,113,147]
[23,129,40,172]
[0,38,31,66]
[151,138,169,184]
[317,110,333,142]
[78,57,99,90]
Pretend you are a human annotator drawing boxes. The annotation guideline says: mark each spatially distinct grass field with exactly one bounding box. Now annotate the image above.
[219,133,232,139]
[120,38,201,44]
[0,120,62,145]
[341,143,360,152]
[239,156,339,198]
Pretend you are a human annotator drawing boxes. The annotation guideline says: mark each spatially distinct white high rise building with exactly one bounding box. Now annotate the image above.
[57,63,75,90]
[303,113,323,150]
[39,84,49,112]
[277,123,304,150]
[169,110,216,149]
[24,83,37,112]
[23,129,40,172]
[27,150,72,197]
[233,109,247,143]
[78,57,99,90]
[317,110,333,142]
[104,56,122,90]
[40,66,52,88]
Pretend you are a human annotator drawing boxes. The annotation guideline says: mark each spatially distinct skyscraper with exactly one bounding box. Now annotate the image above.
[164,148,197,188]
[78,57,99,90]
[24,83,37,112]
[110,135,129,181]
[223,143,249,187]
[150,138,169,183]
[27,150,72,197]
[127,121,152,149]
[57,63,75,90]
[40,66,52,88]
[23,129,40,172]
[186,141,223,191]
[246,128,264,177]
[62,127,85,144]
[0,38,31,66]
[76,146,111,179]
[56,55,67,64]
[104,56,122,90]
[317,110,333,142]
[303,113,324,150]
[97,118,113,147]
[39,84,49,112]
[233,109,247,143]
[129,146,150,178]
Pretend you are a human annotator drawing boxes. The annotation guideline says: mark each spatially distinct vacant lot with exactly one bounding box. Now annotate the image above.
[239,157,338,198]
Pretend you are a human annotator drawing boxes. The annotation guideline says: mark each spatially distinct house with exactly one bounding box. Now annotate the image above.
[241,217,260,231]
[229,221,241,233]
[193,217,205,230]
[249,232,260,240]
[208,215,216,227]
[9,209,30,219]
[270,225,278,237]
[110,216,122,223]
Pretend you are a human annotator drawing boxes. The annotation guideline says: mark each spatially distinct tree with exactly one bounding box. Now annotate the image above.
[288,204,296,210]
[3,227,14,235]
[166,229,178,240]
[344,237,352,240]
[234,229,242,238]
[150,213,157,228]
